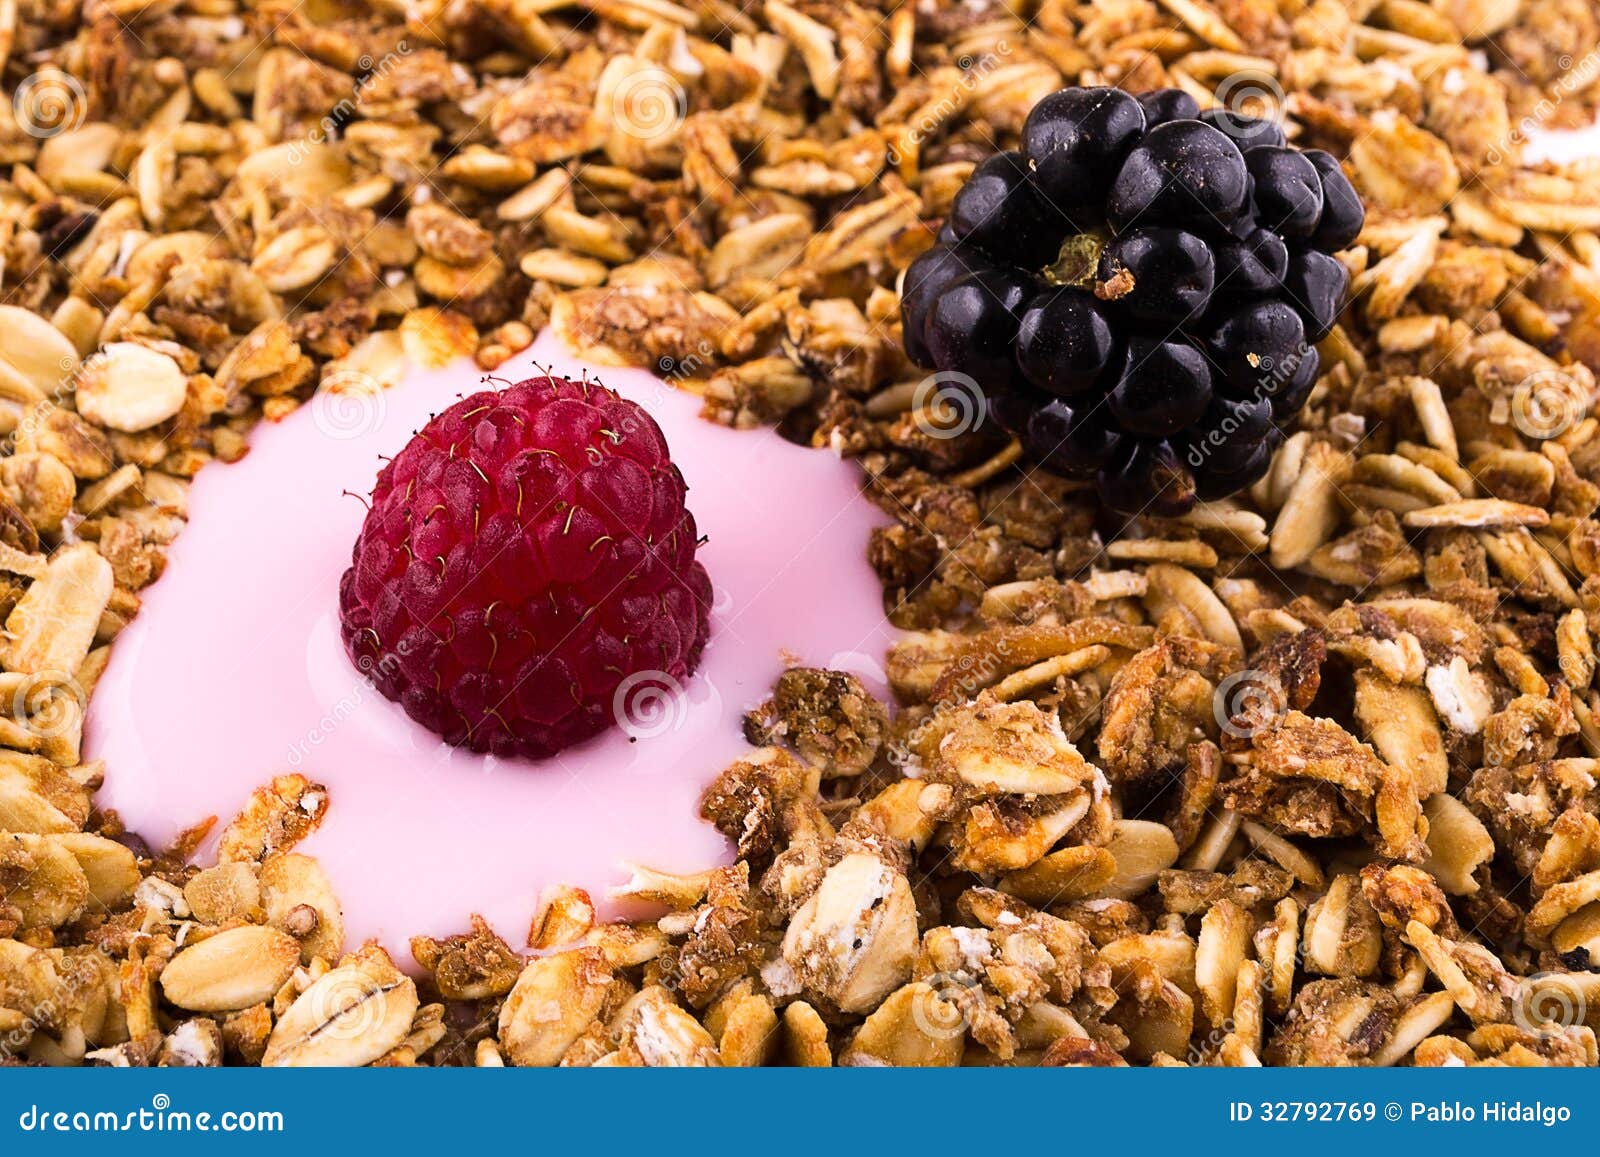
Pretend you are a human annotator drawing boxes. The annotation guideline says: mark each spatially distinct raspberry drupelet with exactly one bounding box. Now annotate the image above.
[338,375,712,760]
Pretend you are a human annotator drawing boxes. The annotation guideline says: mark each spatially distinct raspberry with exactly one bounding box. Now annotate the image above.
[338,376,712,760]
[901,85,1364,517]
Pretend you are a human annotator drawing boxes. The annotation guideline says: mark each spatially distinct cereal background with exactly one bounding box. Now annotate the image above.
[3,0,1600,1066]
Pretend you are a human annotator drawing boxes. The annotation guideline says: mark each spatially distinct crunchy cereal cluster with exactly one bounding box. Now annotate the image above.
[4,0,1600,1066]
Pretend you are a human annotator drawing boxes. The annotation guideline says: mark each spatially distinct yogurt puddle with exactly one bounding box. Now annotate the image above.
[86,329,895,957]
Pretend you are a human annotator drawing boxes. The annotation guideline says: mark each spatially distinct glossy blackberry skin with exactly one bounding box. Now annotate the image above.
[924,267,1037,389]
[1021,87,1146,209]
[1016,288,1118,397]
[1099,228,1215,325]
[1107,121,1251,230]
[1138,88,1199,127]
[948,151,1065,266]
[900,84,1365,516]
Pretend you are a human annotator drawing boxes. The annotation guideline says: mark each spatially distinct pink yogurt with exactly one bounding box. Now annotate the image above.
[86,329,895,960]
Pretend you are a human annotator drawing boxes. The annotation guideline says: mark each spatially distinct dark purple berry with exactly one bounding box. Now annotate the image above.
[1022,87,1145,208]
[1137,88,1200,127]
[1245,147,1323,239]
[1194,440,1273,499]
[925,267,1036,386]
[1099,227,1214,324]
[1282,249,1349,342]
[1180,395,1273,474]
[1268,347,1320,419]
[988,387,1043,437]
[1208,301,1307,396]
[948,151,1065,265]
[900,244,988,368]
[1024,398,1122,478]
[1198,107,1287,148]
[1107,121,1249,230]
[1304,150,1365,251]
[1016,288,1118,397]
[1110,337,1212,437]
[898,84,1364,511]
[1097,439,1196,517]
[1212,227,1289,299]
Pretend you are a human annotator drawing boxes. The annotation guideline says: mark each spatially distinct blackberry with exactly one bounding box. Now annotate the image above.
[1016,288,1118,397]
[947,151,1064,266]
[1022,397,1122,478]
[1022,87,1145,209]
[1243,147,1323,239]
[1107,121,1250,230]
[1211,227,1289,301]
[1099,227,1214,325]
[1198,107,1287,148]
[900,84,1364,515]
[900,243,988,368]
[1138,88,1200,127]
[923,266,1036,388]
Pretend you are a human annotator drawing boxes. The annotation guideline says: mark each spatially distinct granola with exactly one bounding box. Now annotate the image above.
[2,0,1600,1069]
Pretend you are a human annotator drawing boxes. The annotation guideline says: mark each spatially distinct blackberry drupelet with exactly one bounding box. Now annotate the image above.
[900,85,1364,515]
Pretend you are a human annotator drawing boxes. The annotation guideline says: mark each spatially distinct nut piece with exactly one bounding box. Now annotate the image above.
[497,946,612,1066]
[1196,900,1253,1024]
[611,986,722,1067]
[184,862,261,924]
[781,851,918,1014]
[259,853,344,963]
[74,343,189,432]
[52,832,139,909]
[1301,874,1383,978]
[935,698,1100,795]
[0,542,113,677]
[1100,820,1180,900]
[1,831,90,927]
[1354,670,1448,797]
[262,948,418,1067]
[839,982,965,1067]
[1421,793,1494,895]
[161,926,301,1012]
[0,306,78,401]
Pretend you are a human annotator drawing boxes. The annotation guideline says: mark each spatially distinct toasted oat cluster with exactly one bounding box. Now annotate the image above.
[4,0,1600,1067]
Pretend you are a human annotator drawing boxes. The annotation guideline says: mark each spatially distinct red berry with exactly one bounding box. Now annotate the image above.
[338,375,712,760]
